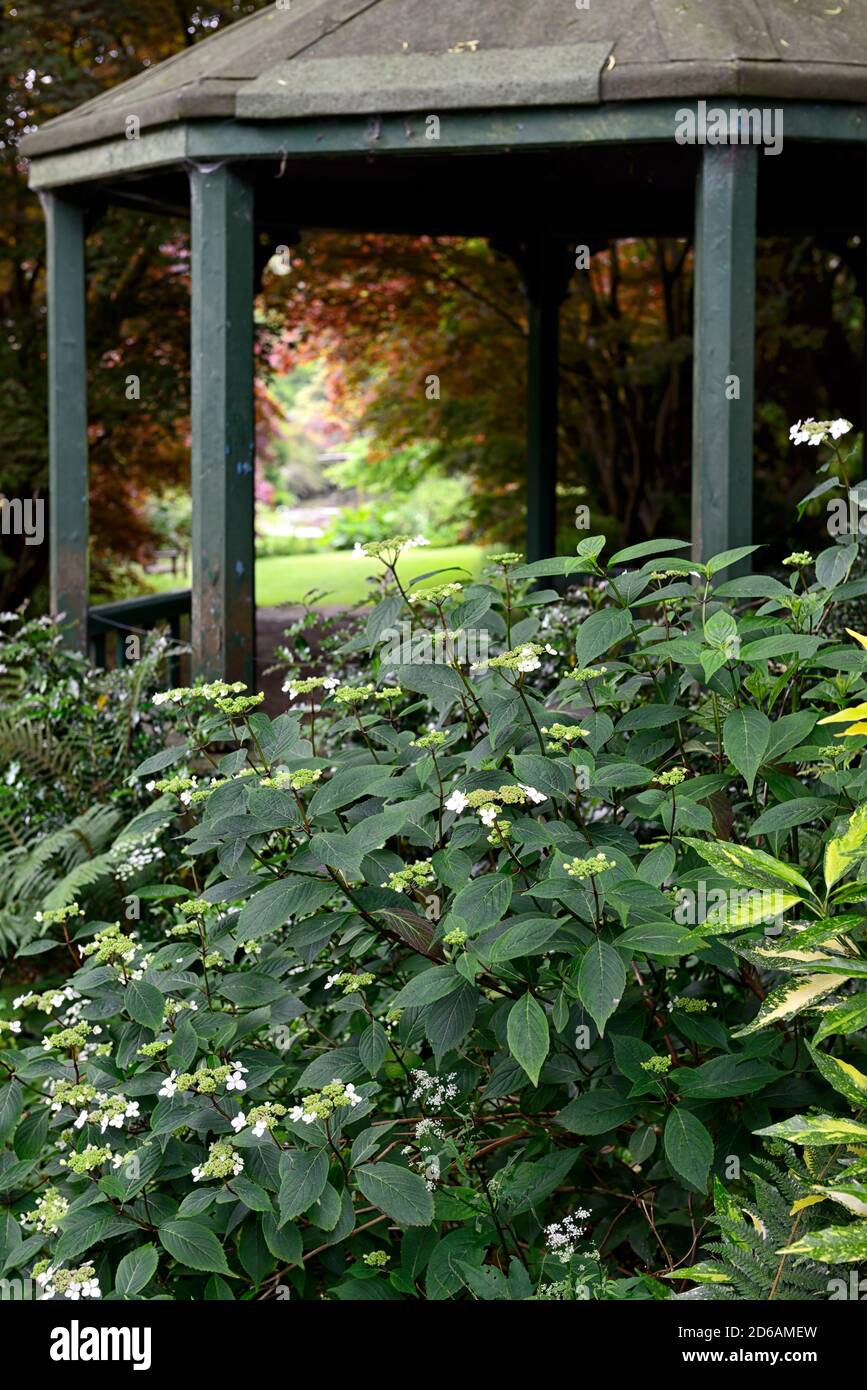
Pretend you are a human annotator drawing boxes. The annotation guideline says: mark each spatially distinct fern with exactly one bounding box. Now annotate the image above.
[674,1148,844,1300]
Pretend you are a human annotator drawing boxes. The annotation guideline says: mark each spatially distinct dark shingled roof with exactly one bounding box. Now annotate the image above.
[22,0,867,158]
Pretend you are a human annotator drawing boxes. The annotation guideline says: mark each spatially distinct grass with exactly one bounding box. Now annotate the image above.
[139,545,488,610]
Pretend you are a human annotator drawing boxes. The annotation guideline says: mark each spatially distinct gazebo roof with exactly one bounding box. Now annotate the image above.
[22,0,867,159]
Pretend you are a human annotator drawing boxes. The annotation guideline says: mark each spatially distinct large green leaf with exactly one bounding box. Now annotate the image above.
[307,764,397,816]
[723,708,770,794]
[55,1209,136,1263]
[664,1106,713,1192]
[355,1162,434,1227]
[236,876,334,939]
[158,1219,231,1275]
[277,1149,329,1226]
[557,1089,636,1135]
[485,917,563,962]
[124,978,164,1033]
[749,797,832,838]
[390,965,463,1011]
[816,541,858,591]
[497,1150,577,1216]
[577,939,625,1036]
[574,608,633,669]
[511,752,574,801]
[451,874,513,936]
[115,1244,159,1297]
[610,538,691,566]
[0,1080,23,1144]
[617,923,706,956]
[506,992,550,1086]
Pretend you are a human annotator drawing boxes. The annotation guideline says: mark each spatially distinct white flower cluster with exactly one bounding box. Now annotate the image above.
[73,1095,140,1134]
[789,417,852,447]
[289,1081,362,1124]
[226,1061,248,1092]
[402,1118,447,1190]
[411,1069,458,1111]
[14,986,78,1012]
[37,1266,101,1300]
[545,1208,591,1263]
[445,785,547,824]
[112,842,165,882]
[283,675,339,698]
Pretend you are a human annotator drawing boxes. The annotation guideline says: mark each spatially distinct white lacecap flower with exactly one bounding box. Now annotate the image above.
[445,789,468,813]
[231,1112,247,1133]
[520,784,548,805]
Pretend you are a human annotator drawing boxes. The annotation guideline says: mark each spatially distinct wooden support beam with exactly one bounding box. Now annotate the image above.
[526,278,561,565]
[42,191,89,650]
[499,239,574,564]
[692,144,758,569]
[189,164,256,688]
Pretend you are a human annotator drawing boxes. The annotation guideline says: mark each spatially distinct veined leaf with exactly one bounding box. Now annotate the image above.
[577,939,625,1036]
[807,1043,867,1107]
[355,1163,434,1227]
[824,804,867,890]
[390,966,462,1011]
[277,1149,328,1226]
[557,1088,637,1135]
[158,1220,231,1275]
[749,798,832,838]
[610,538,691,566]
[664,1107,713,1192]
[814,994,867,1044]
[506,992,549,1086]
[780,1224,867,1263]
[115,1244,159,1297]
[573,608,633,669]
[807,1183,867,1218]
[679,837,815,898]
[723,708,770,794]
[754,1113,867,1146]
[616,923,706,956]
[702,888,801,932]
[731,972,849,1038]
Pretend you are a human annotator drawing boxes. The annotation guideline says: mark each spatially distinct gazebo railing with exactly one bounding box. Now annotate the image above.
[87,589,191,685]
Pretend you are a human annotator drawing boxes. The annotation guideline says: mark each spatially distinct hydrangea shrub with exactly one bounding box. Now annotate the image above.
[2,421,867,1300]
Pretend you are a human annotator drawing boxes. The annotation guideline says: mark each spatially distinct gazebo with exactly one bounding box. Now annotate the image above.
[22,0,867,687]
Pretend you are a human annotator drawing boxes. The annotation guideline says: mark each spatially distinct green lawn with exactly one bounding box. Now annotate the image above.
[141,545,487,609]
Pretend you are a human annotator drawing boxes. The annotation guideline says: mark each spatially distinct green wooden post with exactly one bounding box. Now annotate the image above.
[189,165,256,688]
[527,284,560,564]
[523,241,573,564]
[43,191,89,650]
[692,143,758,569]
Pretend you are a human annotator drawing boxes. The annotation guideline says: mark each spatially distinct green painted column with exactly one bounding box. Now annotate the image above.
[522,240,574,565]
[43,192,88,650]
[189,165,256,688]
[692,143,758,568]
[527,285,560,564]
